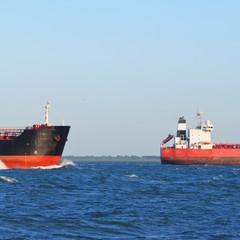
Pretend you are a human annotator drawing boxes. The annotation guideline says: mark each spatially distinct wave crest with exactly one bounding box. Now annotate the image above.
[0,176,18,183]
[125,174,139,178]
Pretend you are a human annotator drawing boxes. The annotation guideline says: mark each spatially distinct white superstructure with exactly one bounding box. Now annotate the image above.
[175,116,188,149]
[174,111,214,149]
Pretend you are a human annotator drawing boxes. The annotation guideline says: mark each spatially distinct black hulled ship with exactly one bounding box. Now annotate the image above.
[0,102,70,169]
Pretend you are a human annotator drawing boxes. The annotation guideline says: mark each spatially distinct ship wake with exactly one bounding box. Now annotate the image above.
[31,159,75,170]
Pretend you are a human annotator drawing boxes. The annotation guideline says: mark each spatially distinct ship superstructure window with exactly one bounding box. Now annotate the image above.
[180,134,186,140]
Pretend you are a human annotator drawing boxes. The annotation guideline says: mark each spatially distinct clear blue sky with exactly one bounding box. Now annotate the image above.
[0,1,239,156]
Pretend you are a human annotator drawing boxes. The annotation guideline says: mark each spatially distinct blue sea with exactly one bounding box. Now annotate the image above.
[0,157,240,239]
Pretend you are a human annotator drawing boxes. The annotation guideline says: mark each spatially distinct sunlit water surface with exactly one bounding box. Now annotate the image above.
[0,159,239,239]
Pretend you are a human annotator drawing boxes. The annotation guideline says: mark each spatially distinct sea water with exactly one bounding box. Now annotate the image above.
[0,158,239,239]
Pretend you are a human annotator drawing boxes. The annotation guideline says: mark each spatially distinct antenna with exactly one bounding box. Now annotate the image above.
[44,101,50,125]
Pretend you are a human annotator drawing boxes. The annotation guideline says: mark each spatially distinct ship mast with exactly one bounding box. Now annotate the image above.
[196,109,203,129]
[44,101,50,126]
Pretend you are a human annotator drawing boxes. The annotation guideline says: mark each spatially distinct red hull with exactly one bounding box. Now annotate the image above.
[161,148,240,165]
[0,156,61,169]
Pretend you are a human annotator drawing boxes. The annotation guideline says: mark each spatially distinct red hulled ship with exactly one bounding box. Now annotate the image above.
[0,102,70,169]
[161,111,240,165]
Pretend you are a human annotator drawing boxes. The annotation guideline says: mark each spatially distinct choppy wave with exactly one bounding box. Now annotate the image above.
[0,176,18,183]
[0,162,239,239]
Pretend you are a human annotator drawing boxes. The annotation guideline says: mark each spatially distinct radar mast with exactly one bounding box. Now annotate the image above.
[196,108,203,129]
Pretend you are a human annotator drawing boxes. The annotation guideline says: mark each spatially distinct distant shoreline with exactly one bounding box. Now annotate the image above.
[63,155,160,162]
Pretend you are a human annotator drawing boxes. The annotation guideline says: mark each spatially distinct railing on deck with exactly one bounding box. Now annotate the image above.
[0,127,26,139]
[214,144,240,149]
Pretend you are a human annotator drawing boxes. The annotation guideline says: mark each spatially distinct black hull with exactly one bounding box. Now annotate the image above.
[0,125,70,156]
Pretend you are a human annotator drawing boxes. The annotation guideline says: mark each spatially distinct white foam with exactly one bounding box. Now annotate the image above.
[125,174,139,178]
[0,160,8,170]
[31,164,63,170]
[31,159,75,170]
[61,159,75,167]
[0,176,18,183]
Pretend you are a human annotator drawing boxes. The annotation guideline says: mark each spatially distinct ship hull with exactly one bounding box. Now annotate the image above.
[0,156,61,169]
[0,125,70,169]
[161,148,240,165]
